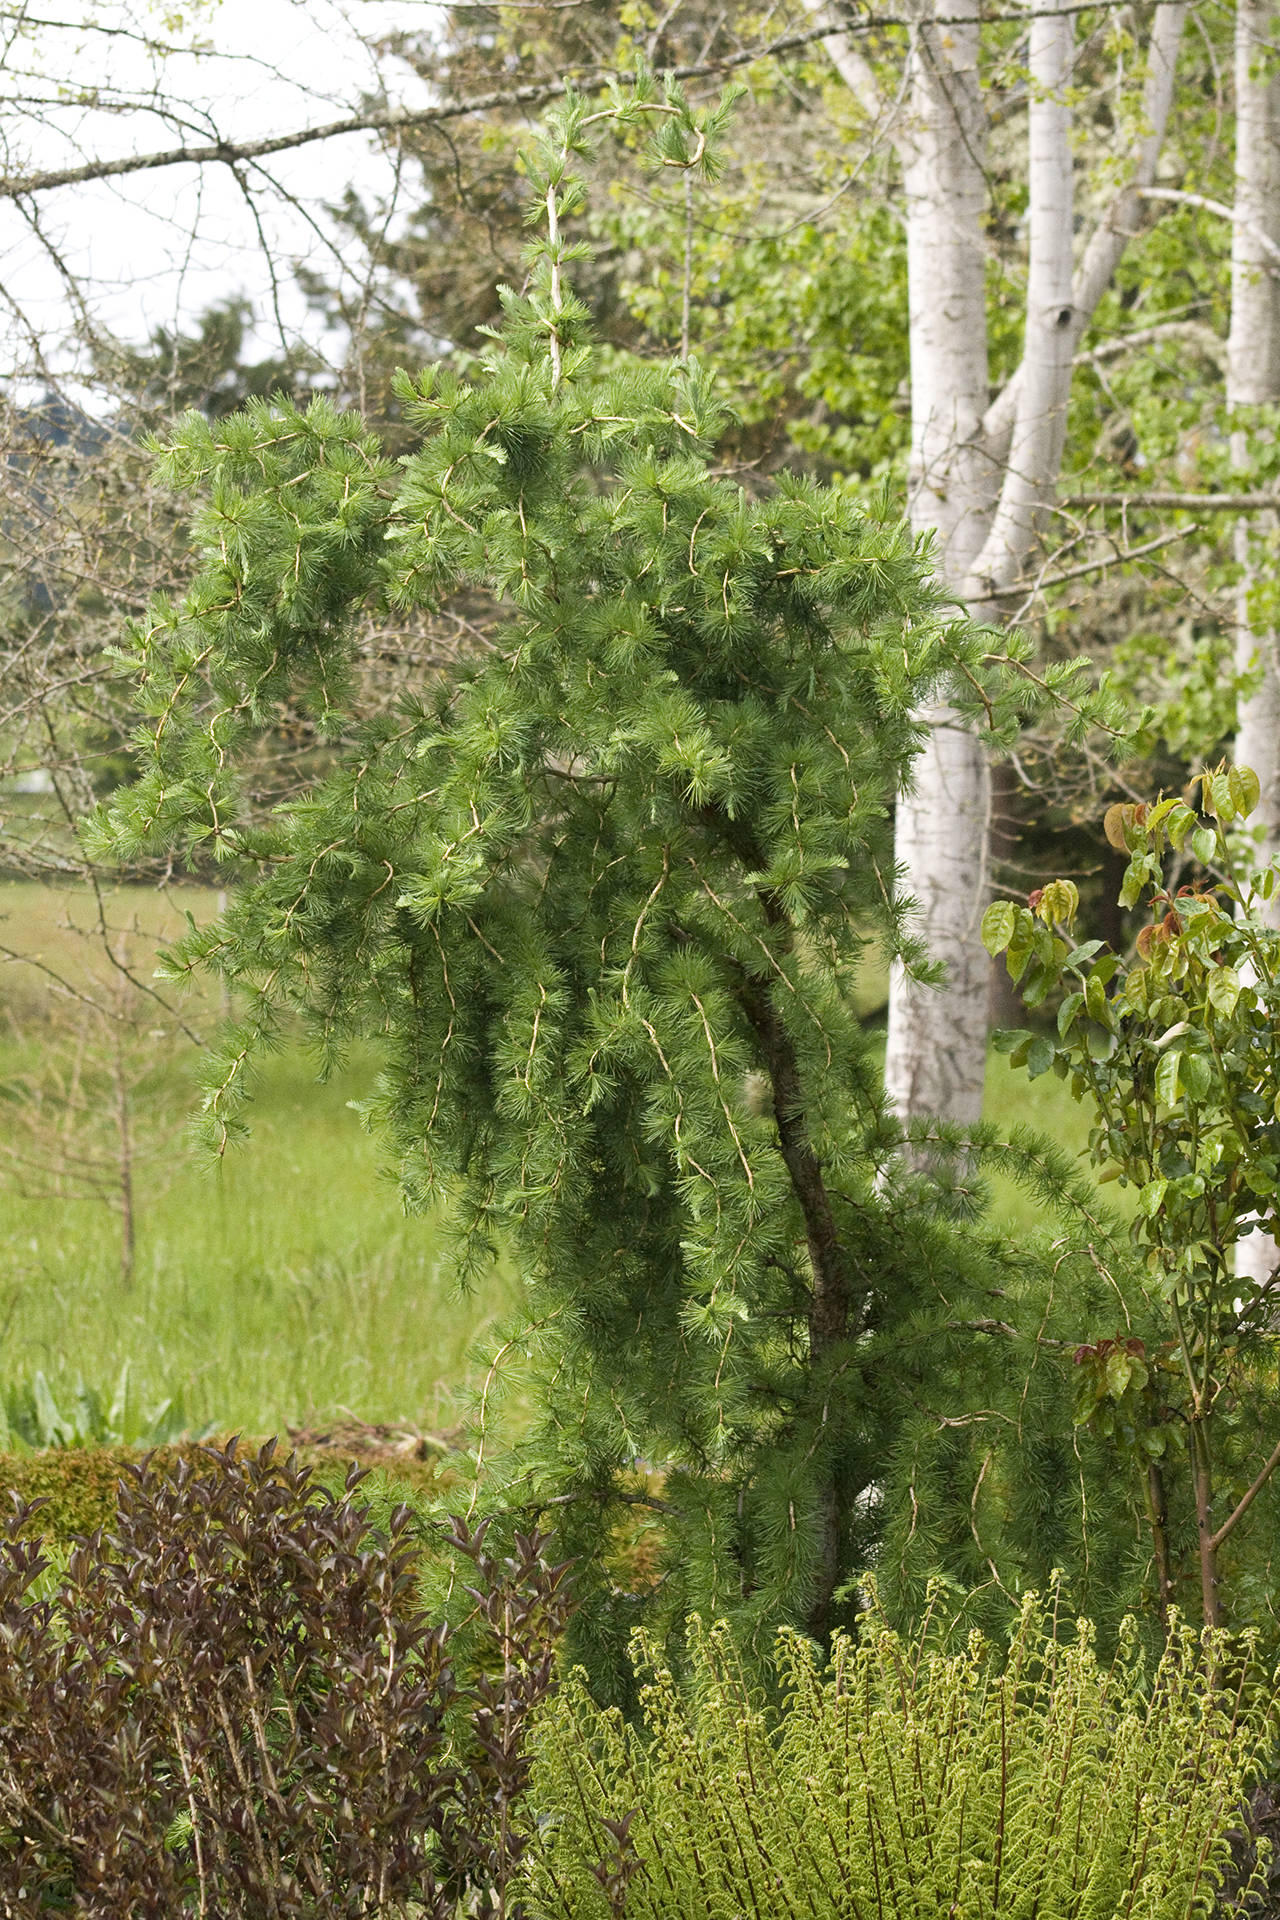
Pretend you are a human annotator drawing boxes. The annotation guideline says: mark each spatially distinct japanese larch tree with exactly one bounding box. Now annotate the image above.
[94,90,1113,1650]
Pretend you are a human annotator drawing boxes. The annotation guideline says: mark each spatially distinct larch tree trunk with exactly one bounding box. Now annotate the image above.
[816,0,1187,1129]
[1229,0,1280,1289]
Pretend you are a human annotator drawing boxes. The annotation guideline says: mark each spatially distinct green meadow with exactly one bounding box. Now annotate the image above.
[0,881,520,1437]
[0,880,1100,1440]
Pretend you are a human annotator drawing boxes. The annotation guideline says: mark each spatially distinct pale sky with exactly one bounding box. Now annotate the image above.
[1,0,441,385]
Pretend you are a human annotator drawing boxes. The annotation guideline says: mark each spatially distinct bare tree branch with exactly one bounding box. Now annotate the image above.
[1140,182,1280,264]
[983,526,1194,601]
[0,23,840,200]
[1065,489,1280,510]
[1074,318,1226,371]
[0,0,1190,204]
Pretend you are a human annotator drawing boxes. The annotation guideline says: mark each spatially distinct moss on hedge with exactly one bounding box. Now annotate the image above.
[0,1447,170,1540]
[0,1440,456,1546]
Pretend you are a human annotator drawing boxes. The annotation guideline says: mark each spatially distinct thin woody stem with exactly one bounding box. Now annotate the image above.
[1209,1433,1280,1552]
[546,180,563,388]
[1189,1417,1223,1630]
[1144,1460,1174,1632]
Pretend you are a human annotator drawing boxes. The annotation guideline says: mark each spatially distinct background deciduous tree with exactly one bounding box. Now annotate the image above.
[805,0,1189,1128]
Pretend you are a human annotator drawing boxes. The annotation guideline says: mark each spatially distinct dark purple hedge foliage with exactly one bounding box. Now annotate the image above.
[0,1439,571,1917]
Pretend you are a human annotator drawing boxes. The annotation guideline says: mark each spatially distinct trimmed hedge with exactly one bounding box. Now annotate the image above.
[0,1437,453,1543]
[0,1442,569,1914]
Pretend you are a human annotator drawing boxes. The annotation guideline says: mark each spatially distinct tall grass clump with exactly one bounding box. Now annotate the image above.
[527,1595,1275,1920]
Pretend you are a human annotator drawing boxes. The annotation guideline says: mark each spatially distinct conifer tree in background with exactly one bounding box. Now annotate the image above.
[94,84,1130,1660]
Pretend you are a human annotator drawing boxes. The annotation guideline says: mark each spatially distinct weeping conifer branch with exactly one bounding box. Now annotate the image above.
[92,80,1139,1662]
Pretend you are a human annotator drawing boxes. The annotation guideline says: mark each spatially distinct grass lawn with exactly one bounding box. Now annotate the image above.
[0,880,520,1437]
[982,1047,1103,1232]
[0,879,1111,1440]
[0,1046,521,1437]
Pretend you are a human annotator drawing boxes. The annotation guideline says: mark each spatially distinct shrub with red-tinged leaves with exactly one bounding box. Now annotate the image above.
[0,1439,571,1917]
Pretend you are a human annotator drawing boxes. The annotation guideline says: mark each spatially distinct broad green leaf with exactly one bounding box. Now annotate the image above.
[32,1372,74,1448]
[1119,860,1147,909]
[1037,879,1079,927]
[981,899,1017,955]
[1191,827,1217,866]
[1138,1177,1168,1219]
[1073,1371,1104,1425]
[1209,772,1235,821]
[1026,1035,1055,1080]
[1155,1049,1181,1107]
[1207,970,1240,1019]
[1181,1052,1212,1101]
[108,1360,132,1436]
[1230,765,1261,817]
[1166,804,1197,849]
[1104,1349,1133,1399]
[1007,942,1033,983]
[1021,964,1054,1009]
[1058,991,1084,1037]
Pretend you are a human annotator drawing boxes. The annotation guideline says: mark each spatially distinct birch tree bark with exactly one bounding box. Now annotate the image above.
[883,8,995,1127]
[817,0,1188,1128]
[967,0,1075,598]
[1228,0,1280,1288]
[1230,0,1280,850]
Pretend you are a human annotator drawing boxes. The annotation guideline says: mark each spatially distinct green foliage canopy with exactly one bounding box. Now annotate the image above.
[94,88,1122,1654]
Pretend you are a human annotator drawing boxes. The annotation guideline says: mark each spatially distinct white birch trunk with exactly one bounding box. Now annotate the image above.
[979,3,1186,460]
[814,0,1187,1129]
[967,0,1075,599]
[884,0,1186,1128]
[1229,0,1280,1288]
[882,6,995,1129]
[886,0,1075,1126]
[1230,0,1280,838]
